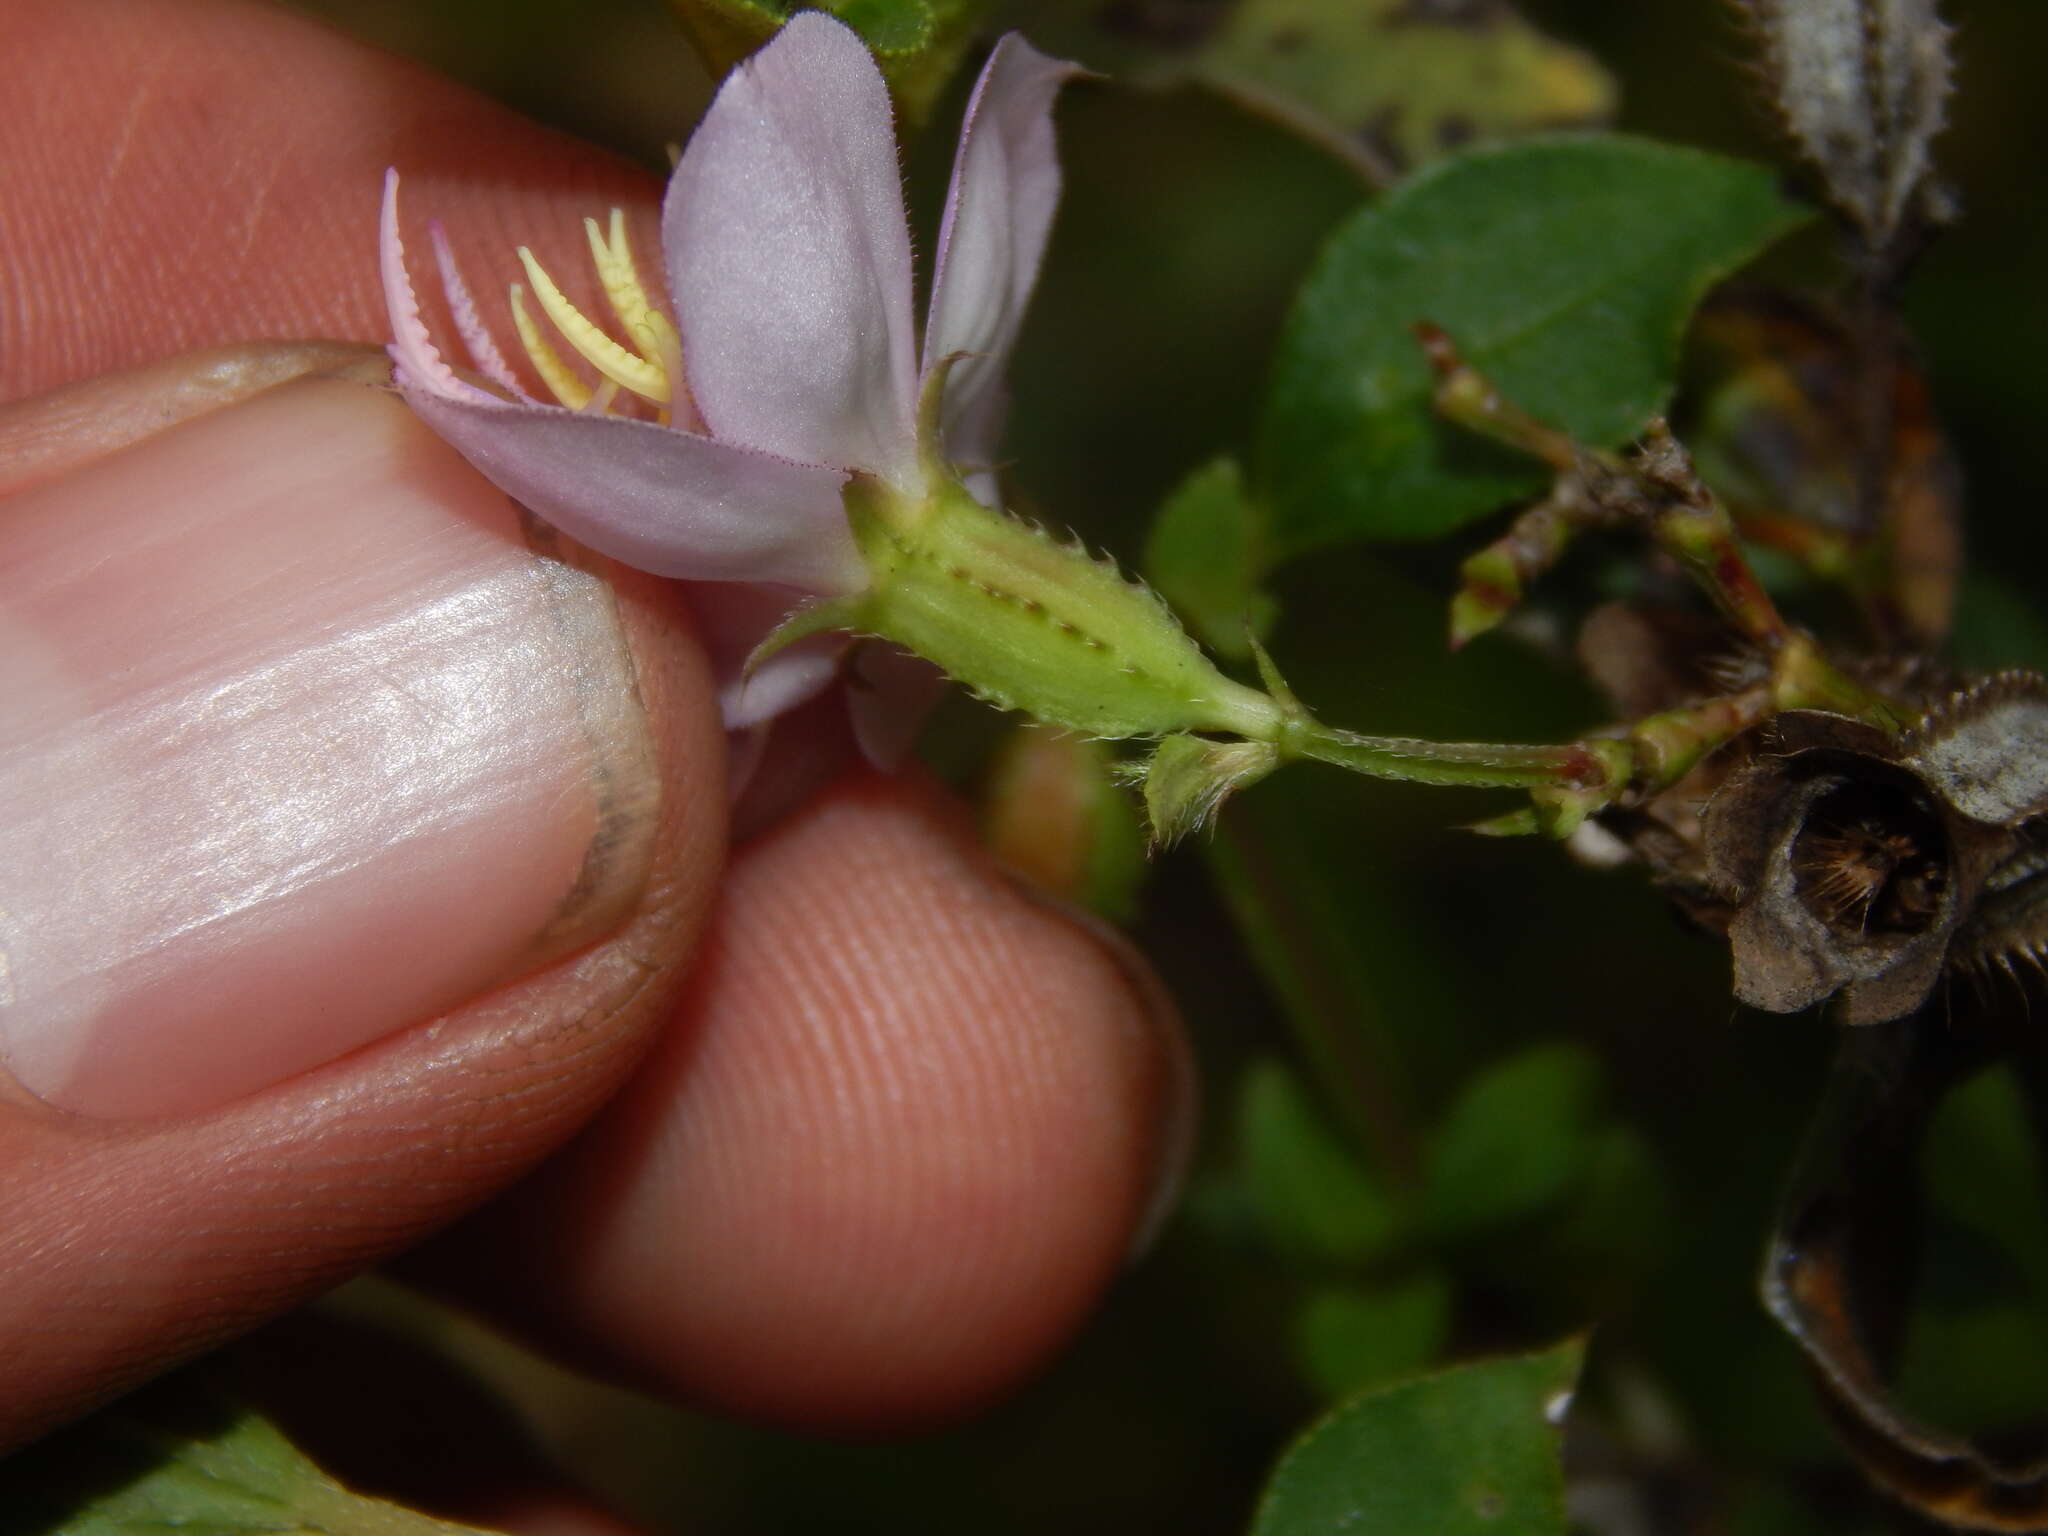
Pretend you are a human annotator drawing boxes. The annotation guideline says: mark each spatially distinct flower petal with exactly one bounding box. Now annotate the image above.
[845,642,949,769]
[398,386,865,595]
[724,720,777,801]
[664,14,919,488]
[922,35,1082,493]
[379,169,498,406]
[685,580,847,730]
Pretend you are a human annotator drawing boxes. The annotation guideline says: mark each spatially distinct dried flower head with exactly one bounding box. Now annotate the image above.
[1702,679,2048,1025]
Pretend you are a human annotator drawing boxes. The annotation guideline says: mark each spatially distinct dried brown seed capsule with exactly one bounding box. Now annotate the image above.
[1701,708,2009,1024]
[1787,776,1949,937]
[1899,671,2048,827]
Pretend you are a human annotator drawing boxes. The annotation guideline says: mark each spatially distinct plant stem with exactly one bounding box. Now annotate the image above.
[1286,720,1610,791]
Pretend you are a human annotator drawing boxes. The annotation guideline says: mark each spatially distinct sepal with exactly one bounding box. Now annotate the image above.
[743,593,873,681]
[1136,733,1281,847]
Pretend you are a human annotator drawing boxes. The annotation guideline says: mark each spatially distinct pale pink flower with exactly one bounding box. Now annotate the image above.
[381,14,1077,761]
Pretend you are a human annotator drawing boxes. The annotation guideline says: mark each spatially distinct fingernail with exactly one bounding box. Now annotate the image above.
[0,378,659,1117]
[0,342,391,500]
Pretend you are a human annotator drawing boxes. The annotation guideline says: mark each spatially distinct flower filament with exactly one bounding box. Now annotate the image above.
[510,209,685,422]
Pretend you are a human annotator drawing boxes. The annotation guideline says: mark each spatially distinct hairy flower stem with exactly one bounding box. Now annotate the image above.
[1284,721,1610,792]
[1269,625,1905,839]
[808,316,1908,847]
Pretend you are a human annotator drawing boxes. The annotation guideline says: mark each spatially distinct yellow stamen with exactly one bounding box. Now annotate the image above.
[517,245,669,404]
[510,282,593,409]
[586,210,681,395]
[611,210,690,426]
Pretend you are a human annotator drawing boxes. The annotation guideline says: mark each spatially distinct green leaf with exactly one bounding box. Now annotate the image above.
[661,0,985,128]
[1290,1271,1451,1400]
[1031,0,1612,182]
[1921,1065,2048,1292]
[1241,1057,1404,1269]
[1143,456,1278,661]
[1890,1067,2048,1435]
[1168,0,1614,181]
[1259,136,1811,553]
[0,1376,501,1536]
[1421,1042,1601,1244]
[1543,1124,1670,1289]
[1250,1337,1584,1536]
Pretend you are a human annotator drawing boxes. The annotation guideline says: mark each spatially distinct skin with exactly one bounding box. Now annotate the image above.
[0,0,1191,1523]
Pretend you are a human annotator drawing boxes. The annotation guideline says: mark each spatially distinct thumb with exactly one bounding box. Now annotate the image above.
[0,352,725,1446]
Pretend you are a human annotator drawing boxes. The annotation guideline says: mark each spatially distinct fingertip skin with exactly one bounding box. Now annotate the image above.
[410,770,1186,1430]
[0,393,731,1449]
[0,0,661,403]
[0,0,1193,1443]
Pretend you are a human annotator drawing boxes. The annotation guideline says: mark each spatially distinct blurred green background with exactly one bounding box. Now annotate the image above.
[268,3,2048,1531]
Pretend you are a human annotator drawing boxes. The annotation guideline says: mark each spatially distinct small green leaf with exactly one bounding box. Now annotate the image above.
[1241,1057,1403,1269]
[1259,136,1811,553]
[1421,1042,1602,1244]
[1143,456,1278,661]
[1250,1337,1584,1536]
[0,1375,501,1536]
[1544,1124,1670,1289]
[1891,1067,2048,1434]
[662,0,984,128]
[1290,1271,1452,1400]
